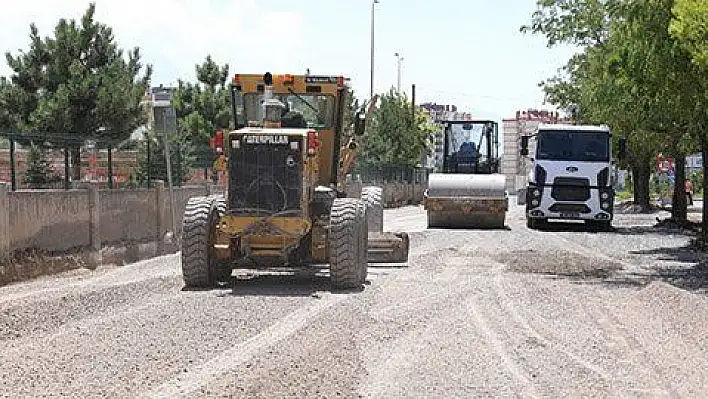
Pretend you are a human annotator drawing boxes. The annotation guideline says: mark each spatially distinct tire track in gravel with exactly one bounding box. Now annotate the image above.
[0,254,179,304]
[0,291,184,357]
[465,288,542,399]
[522,219,682,396]
[361,253,543,399]
[490,270,614,381]
[586,301,681,398]
[143,292,349,399]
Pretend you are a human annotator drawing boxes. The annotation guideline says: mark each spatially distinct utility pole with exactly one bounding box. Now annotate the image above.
[152,88,178,243]
[370,0,379,98]
[395,52,404,93]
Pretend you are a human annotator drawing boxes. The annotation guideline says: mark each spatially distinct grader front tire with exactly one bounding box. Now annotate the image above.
[181,196,218,288]
[329,198,368,289]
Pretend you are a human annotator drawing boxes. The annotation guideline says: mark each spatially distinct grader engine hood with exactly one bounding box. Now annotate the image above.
[227,128,310,215]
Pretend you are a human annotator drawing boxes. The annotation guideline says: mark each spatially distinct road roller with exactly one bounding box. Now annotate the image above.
[423,119,508,229]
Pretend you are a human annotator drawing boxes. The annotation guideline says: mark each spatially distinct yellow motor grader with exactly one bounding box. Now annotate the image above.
[180,72,409,289]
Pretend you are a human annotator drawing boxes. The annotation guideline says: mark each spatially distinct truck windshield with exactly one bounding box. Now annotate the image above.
[243,93,335,129]
[536,130,610,162]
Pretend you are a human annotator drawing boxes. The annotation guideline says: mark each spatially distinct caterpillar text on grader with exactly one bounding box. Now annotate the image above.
[180,72,410,289]
[423,119,508,229]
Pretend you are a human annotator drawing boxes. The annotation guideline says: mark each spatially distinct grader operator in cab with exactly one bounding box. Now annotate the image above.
[180,72,410,289]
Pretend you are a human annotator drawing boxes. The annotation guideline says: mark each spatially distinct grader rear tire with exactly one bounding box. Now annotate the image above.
[329,198,368,289]
[181,196,218,288]
[355,199,369,283]
[361,186,384,233]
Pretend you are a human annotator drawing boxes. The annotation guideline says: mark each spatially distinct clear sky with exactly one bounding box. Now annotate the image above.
[0,0,580,122]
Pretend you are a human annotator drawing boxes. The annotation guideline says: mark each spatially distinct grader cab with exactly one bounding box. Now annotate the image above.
[180,72,410,289]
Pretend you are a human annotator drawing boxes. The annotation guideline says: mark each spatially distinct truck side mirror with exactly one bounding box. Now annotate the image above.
[520,135,529,156]
[617,136,627,160]
[354,111,366,136]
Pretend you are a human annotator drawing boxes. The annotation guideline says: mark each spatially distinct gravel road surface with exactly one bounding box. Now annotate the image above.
[2,198,707,398]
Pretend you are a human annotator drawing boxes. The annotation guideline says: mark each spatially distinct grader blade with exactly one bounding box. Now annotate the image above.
[367,232,409,263]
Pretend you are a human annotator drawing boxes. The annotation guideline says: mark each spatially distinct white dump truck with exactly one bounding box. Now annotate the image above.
[520,123,626,230]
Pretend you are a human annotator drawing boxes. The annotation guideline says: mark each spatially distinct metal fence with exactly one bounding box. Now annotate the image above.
[0,131,221,191]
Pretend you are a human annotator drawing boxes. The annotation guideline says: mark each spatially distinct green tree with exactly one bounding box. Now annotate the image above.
[670,0,708,236]
[172,55,232,171]
[670,0,708,68]
[603,0,700,218]
[520,0,692,213]
[342,87,360,136]
[520,0,615,48]
[23,143,61,188]
[361,89,434,168]
[0,2,152,181]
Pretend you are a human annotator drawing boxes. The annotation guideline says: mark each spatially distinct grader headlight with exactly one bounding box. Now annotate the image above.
[307,130,320,156]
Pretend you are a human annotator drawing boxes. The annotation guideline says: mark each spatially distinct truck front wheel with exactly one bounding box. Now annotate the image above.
[527,218,547,230]
[586,220,612,232]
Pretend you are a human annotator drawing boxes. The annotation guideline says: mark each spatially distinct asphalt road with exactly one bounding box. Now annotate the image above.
[2,199,707,398]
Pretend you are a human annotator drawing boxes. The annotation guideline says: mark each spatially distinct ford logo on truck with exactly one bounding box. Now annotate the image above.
[566,166,578,173]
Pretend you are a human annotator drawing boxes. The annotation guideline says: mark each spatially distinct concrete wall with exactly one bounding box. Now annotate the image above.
[0,180,423,285]
[9,189,91,252]
[0,181,210,261]
[0,180,420,262]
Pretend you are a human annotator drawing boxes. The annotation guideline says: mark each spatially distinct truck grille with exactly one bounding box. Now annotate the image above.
[551,177,590,201]
[549,203,591,213]
[228,135,303,215]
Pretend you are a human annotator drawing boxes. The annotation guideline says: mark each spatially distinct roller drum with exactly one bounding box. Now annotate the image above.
[426,173,506,198]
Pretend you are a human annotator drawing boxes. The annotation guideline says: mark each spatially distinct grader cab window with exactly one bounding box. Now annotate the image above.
[243,93,335,129]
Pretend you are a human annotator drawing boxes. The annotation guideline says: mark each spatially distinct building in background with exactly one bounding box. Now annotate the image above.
[420,103,474,169]
[501,109,569,193]
[138,85,176,136]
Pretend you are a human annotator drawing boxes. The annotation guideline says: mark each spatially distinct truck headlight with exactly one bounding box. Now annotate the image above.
[531,199,539,206]
[533,189,540,197]
[601,201,609,209]
[601,192,609,200]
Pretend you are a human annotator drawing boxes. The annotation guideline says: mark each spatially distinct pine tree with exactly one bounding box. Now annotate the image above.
[24,143,61,188]
[1,3,152,180]
[172,55,232,171]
